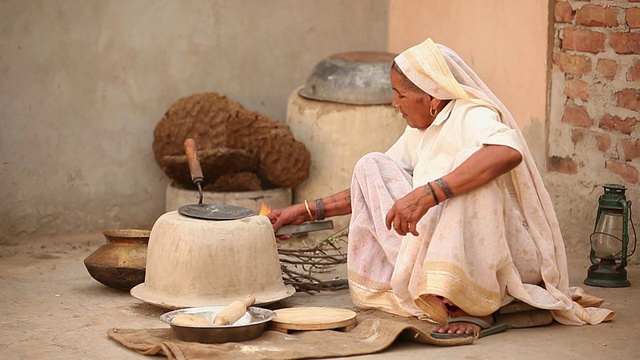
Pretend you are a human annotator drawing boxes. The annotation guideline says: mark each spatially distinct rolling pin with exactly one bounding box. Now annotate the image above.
[212,295,256,325]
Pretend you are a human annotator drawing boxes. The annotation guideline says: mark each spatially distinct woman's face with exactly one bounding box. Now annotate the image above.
[390,68,434,130]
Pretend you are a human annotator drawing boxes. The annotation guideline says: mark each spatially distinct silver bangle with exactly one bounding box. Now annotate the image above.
[427,182,440,205]
[315,199,325,221]
[435,178,454,199]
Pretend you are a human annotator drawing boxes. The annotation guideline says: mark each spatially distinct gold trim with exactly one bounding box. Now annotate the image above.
[348,270,417,317]
[415,295,448,324]
[347,270,392,293]
[416,262,502,316]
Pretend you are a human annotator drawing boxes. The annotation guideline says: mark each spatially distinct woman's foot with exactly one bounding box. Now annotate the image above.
[433,304,494,336]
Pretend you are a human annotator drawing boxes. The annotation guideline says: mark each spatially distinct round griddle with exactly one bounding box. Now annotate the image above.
[178,139,255,221]
[178,203,255,221]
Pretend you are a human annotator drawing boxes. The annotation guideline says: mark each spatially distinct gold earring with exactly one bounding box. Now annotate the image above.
[430,107,437,116]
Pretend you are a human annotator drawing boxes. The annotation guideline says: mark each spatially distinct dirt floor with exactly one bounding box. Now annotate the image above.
[1,232,639,360]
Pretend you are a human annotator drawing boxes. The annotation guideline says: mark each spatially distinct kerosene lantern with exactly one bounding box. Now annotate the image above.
[584,184,636,287]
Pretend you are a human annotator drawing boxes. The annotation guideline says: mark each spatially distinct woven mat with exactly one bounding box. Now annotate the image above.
[108,309,473,360]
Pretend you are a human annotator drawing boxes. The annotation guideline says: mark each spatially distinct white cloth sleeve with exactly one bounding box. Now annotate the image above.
[460,106,524,155]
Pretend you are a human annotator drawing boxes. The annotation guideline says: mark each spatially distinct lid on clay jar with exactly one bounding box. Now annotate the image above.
[298,51,397,105]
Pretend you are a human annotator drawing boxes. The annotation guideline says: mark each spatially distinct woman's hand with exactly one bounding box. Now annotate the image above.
[385,145,522,237]
[385,186,433,236]
[266,189,352,241]
[266,204,308,241]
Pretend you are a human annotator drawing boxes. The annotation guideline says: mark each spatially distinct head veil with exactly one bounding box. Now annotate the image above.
[394,39,613,325]
[393,39,543,212]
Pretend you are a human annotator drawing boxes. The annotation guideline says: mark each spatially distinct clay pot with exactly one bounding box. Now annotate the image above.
[84,229,151,291]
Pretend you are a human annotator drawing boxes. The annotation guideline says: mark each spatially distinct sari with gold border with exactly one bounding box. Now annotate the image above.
[346,38,615,326]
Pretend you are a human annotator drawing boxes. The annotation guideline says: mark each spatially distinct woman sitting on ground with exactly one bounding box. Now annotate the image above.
[268,38,614,339]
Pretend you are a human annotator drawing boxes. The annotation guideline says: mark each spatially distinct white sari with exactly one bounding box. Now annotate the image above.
[347,38,615,326]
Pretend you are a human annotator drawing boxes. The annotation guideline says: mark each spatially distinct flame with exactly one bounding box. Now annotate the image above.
[259,203,272,216]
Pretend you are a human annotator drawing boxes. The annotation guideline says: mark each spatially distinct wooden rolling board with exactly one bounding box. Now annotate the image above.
[270,307,357,333]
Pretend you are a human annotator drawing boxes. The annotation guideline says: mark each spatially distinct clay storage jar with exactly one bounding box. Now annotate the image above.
[130,211,294,309]
[286,51,406,233]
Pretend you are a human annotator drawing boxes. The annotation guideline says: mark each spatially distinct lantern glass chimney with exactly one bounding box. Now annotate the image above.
[591,211,624,259]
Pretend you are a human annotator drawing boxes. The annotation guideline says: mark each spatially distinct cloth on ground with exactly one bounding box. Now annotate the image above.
[107,309,473,360]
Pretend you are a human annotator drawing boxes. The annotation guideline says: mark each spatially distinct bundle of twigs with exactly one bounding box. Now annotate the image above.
[278,228,348,293]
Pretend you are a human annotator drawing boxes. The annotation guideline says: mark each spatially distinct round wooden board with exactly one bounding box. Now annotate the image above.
[271,307,357,331]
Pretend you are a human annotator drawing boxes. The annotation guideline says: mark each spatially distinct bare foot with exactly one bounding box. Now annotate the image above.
[433,307,494,336]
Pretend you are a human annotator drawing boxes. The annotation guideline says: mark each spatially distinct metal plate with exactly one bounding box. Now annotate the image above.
[178,203,255,220]
[160,306,276,343]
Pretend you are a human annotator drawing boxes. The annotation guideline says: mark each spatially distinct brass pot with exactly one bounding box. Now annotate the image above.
[84,229,150,291]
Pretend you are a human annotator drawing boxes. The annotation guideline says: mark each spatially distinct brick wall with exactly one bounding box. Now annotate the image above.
[549,0,639,255]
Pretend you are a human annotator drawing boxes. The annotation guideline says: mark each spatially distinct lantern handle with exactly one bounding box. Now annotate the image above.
[615,199,635,270]
[626,200,636,258]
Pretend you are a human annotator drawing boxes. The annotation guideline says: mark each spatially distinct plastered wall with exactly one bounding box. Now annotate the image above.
[4,0,635,260]
[0,0,389,244]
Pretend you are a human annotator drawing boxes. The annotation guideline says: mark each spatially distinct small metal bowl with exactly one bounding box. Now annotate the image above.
[160,306,276,343]
[299,51,397,105]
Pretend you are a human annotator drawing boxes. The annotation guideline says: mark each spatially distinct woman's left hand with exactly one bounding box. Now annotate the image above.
[385,186,433,236]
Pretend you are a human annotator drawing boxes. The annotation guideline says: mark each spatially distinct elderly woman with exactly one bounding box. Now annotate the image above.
[268,38,614,339]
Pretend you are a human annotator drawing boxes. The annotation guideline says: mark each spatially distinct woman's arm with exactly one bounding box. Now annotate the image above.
[385,144,522,236]
[438,144,522,198]
[267,188,352,236]
[320,188,352,218]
